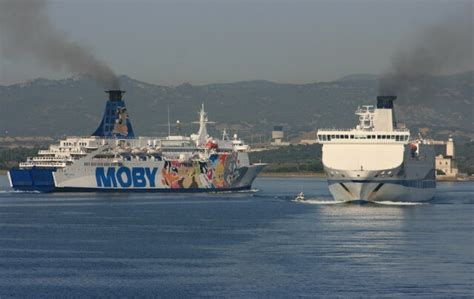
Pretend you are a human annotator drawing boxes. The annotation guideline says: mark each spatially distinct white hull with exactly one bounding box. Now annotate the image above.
[324,144,436,203]
[328,180,435,202]
[317,96,436,203]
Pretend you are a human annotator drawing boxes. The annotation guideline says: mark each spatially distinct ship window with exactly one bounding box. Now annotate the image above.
[391,135,395,139]
[382,135,386,139]
[367,135,371,139]
[345,135,349,139]
[327,135,331,141]
[331,135,335,139]
[377,135,380,139]
[350,135,354,139]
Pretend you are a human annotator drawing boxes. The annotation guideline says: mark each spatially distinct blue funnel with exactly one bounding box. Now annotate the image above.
[92,90,135,138]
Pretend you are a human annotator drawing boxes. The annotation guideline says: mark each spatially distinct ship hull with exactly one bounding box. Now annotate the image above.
[327,178,436,202]
[322,143,436,203]
[9,155,266,193]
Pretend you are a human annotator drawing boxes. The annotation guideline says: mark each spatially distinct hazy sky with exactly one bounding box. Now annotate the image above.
[0,0,471,86]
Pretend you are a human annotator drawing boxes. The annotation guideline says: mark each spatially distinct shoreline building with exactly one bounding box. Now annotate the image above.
[270,125,290,147]
[435,136,458,179]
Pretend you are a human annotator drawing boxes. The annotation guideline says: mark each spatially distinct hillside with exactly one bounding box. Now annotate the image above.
[0,72,472,140]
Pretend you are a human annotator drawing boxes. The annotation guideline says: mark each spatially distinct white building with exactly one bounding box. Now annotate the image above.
[435,136,458,178]
[271,125,290,146]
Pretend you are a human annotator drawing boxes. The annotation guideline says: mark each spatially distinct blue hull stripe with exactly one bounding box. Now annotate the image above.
[12,186,252,193]
[9,168,56,192]
[328,179,436,188]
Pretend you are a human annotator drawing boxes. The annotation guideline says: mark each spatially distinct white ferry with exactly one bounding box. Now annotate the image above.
[317,96,436,202]
[9,90,265,192]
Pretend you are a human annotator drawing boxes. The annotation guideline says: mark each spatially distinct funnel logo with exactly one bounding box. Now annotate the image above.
[96,167,158,188]
[113,107,129,137]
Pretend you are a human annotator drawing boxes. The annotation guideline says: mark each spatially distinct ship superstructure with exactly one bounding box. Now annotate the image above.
[9,90,265,192]
[317,96,436,202]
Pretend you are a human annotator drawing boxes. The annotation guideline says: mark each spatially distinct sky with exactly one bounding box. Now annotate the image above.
[0,0,471,86]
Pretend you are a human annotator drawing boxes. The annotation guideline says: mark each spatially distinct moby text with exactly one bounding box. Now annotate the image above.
[96,167,158,188]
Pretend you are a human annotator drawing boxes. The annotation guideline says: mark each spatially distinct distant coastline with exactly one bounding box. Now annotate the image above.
[259,172,326,178]
[258,171,474,181]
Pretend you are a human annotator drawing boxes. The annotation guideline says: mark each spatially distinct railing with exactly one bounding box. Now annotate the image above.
[38,150,88,155]
[317,128,410,133]
[20,161,67,168]
[31,157,72,162]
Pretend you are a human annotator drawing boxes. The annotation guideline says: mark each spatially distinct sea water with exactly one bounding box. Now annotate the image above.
[0,176,472,297]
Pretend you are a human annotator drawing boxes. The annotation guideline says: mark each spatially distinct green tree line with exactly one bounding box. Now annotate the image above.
[0,147,42,170]
[251,143,474,175]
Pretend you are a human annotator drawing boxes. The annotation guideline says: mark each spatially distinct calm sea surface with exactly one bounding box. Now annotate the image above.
[0,175,472,298]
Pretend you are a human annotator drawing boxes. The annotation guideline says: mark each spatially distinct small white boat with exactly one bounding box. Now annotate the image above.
[295,192,305,201]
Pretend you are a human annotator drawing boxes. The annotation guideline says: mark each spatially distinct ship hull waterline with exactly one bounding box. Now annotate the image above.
[327,179,436,203]
[9,163,266,193]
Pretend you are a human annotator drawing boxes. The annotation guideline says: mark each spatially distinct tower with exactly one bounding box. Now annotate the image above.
[446,136,455,158]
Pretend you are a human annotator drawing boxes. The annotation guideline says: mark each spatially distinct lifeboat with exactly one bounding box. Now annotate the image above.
[205,141,218,150]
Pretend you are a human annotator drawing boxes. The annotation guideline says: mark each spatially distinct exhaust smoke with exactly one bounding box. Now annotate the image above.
[379,7,473,95]
[0,0,119,89]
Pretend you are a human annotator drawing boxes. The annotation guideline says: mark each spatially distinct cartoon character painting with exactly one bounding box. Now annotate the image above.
[160,153,242,189]
[113,107,129,137]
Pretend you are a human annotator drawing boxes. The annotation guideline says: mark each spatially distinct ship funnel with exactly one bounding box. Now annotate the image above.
[376,96,396,109]
[374,95,397,130]
[106,90,125,101]
[91,90,135,138]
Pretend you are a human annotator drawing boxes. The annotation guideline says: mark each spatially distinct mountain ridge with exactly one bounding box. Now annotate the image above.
[0,71,472,140]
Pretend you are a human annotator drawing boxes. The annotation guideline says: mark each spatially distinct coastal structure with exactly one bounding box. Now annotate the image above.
[317,96,436,202]
[270,125,290,147]
[435,136,459,179]
[8,90,265,192]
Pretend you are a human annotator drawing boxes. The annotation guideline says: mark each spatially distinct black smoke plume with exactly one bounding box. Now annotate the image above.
[0,0,119,89]
[379,8,473,95]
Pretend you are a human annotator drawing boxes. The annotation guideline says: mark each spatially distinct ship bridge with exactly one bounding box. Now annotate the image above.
[316,96,410,144]
[317,129,410,143]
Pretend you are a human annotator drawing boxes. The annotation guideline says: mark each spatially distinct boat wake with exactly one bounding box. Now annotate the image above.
[0,190,41,194]
[373,201,427,206]
[293,198,346,205]
[292,197,428,206]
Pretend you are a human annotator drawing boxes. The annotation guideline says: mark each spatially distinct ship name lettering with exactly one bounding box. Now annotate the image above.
[96,167,158,188]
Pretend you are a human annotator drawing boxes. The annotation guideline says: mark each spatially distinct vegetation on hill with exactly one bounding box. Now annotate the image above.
[0,147,41,170]
[452,142,474,175]
[251,143,474,175]
[249,144,323,173]
[0,72,472,141]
